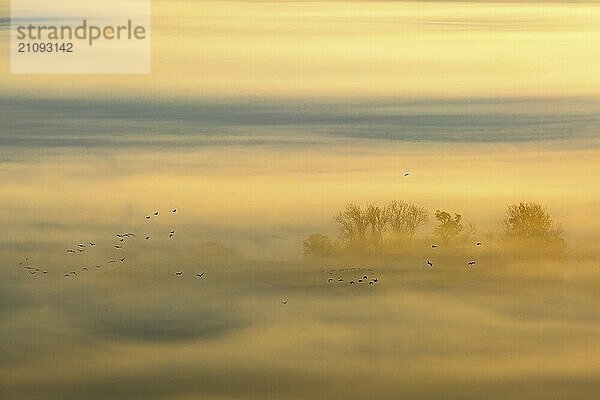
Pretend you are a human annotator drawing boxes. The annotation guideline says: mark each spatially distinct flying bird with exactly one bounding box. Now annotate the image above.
[172,209,177,213]
[281,300,287,304]
[154,211,159,216]
[114,245,121,249]
[66,249,75,253]
[82,267,88,271]
[426,260,433,267]
[197,272,204,278]
[175,272,182,276]
[431,244,437,248]
[404,172,410,177]
[145,236,150,240]
[146,216,151,219]
[89,242,96,246]
[119,258,126,262]
[476,242,482,246]
[467,261,476,266]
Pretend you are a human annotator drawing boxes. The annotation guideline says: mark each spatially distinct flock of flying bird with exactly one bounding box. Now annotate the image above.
[17,192,483,306]
[425,241,482,269]
[322,240,483,287]
[17,208,204,280]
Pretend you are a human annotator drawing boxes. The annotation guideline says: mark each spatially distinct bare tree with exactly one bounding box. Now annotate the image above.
[461,223,477,242]
[387,201,429,239]
[433,210,464,244]
[366,204,390,252]
[333,203,369,251]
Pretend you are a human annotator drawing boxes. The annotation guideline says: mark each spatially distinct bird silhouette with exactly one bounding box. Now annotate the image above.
[426,260,433,267]
[145,236,150,240]
[108,260,116,263]
[172,209,177,213]
[369,281,373,285]
[328,278,333,282]
[89,242,96,246]
[78,249,84,252]
[146,216,151,219]
[66,249,75,253]
[404,172,410,177]
[281,300,287,304]
[119,258,126,262]
[175,272,182,276]
[82,267,88,271]
[350,281,355,284]
[114,245,121,249]
[96,265,101,269]
[197,272,204,278]
[154,211,159,216]
[467,261,476,266]
[476,242,482,246]
[431,244,437,248]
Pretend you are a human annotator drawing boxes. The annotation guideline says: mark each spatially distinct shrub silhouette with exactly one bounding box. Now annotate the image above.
[503,202,563,244]
[433,210,464,244]
[303,233,337,258]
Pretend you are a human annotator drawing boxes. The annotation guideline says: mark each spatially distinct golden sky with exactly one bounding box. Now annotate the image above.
[1,1,600,99]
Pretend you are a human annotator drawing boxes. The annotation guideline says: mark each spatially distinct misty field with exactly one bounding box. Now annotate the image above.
[1,138,599,400]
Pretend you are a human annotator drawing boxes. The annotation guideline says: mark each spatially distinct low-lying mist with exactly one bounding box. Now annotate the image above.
[1,140,599,400]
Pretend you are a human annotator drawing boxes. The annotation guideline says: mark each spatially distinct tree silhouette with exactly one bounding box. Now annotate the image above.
[333,203,369,251]
[366,204,390,252]
[433,210,464,244]
[303,233,336,258]
[387,201,429,239]
[503,202,563,244]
